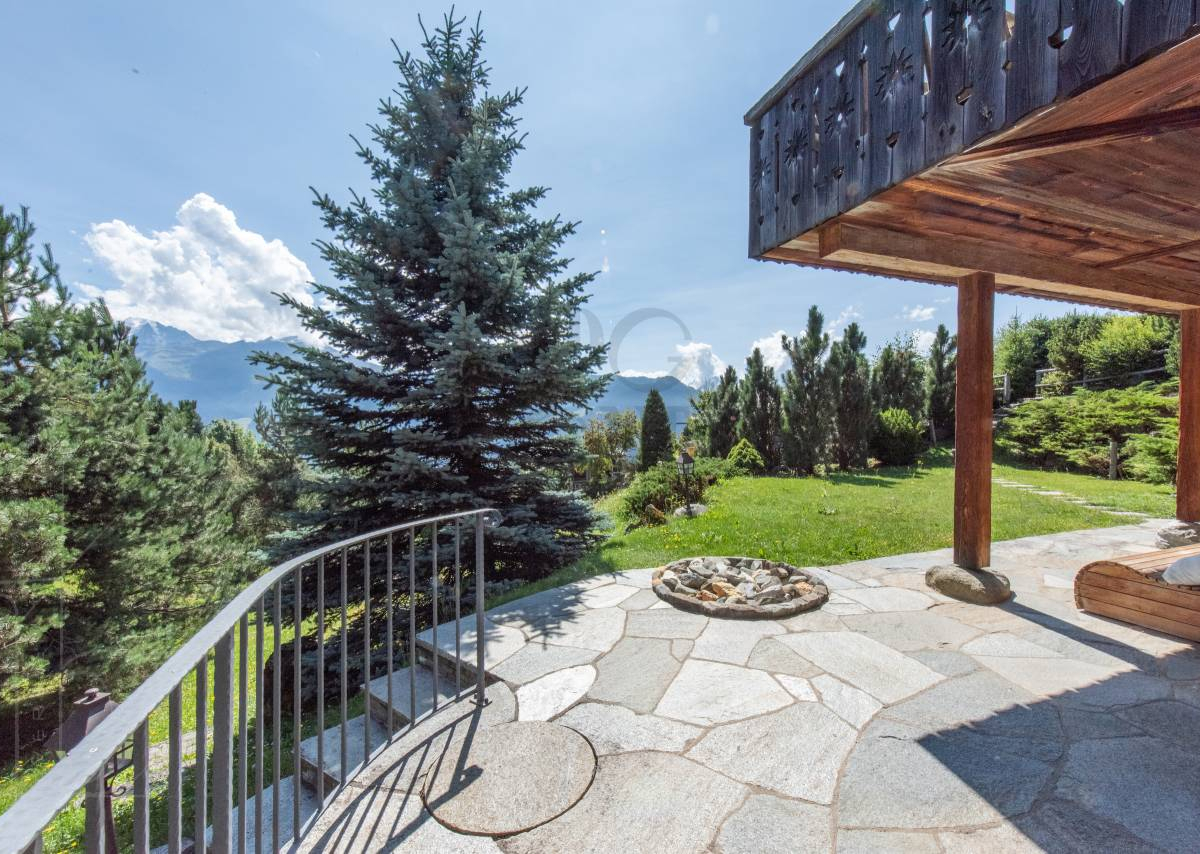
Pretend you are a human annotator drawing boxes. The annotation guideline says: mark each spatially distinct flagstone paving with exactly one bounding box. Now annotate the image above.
[303,519,1200,853]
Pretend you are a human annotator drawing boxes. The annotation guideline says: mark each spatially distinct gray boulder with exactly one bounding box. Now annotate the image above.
[925,565,1012,605]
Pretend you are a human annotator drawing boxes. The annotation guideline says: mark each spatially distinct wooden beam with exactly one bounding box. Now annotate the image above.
[1099,238,1200,270]
[944,106,1200,169]
[955,273,994,570]
[1179,310,1200,522]
[817,221,1200,309]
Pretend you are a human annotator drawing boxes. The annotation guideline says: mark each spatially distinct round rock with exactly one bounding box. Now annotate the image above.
[925,565,1012,605]
[422,721,596,836]
[1156,521,1200,548]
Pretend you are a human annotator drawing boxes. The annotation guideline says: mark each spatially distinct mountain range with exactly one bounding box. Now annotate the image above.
[127,321,700,428]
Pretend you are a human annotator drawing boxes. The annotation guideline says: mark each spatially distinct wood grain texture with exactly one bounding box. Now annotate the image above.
[1075,545,1200,642]
[1178,310,1200,520]
[954,272,994,569]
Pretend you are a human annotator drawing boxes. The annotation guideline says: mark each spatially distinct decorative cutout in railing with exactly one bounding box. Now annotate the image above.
[0,509,498,854]
[748,0,1200,257]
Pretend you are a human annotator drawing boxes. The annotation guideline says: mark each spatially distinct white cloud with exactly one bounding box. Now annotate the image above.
[913,329,937,355]
[80,193,318,343]
[825,304,861,340]
[619,341,728,389]
[903,304,937,322]
[749,329,789,373]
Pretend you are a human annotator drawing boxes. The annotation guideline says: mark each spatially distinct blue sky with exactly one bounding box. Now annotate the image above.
[3,0,1093,384]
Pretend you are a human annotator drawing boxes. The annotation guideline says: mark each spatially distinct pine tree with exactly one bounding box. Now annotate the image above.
[738,348,783,470]
[638,389,672,470]
[872,334,927,420]
[253,14,608,578]
[927,324,957,442]
[829,322,872,470]
[781,307,834,475]
[686,365,739,458]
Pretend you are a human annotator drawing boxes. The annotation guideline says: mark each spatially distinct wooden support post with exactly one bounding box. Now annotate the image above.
[954,273,995,569]
[1178,310,1200,521]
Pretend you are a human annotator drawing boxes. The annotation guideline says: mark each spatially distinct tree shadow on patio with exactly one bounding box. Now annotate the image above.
[838,600,1200,852]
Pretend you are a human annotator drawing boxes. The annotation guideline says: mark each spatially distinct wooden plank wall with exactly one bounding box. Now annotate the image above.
[749,0,1200,258]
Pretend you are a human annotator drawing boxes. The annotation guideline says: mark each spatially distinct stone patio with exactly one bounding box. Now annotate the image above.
[298,519,1200,853]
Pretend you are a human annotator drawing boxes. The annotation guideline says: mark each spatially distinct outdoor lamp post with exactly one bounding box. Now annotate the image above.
[47,688,130,854]
[677,448,695,516]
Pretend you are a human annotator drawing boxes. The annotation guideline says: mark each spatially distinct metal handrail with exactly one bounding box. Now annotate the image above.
[0,507,498,854]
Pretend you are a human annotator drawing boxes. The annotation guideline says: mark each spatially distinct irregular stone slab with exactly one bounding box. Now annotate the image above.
[973,655,1166,706]
[838,829,940,853]
[1117,700,1200,751]
[490,642,598,685]
[587,636,681,714]
[1009,797,1162,854]
[626,607,708,639]
[928,602,1028,633]
[486,585,592,630]
[691,618,784,665]
[418,618,527,671]
[556,702,702,755]
[422,721,595,836]
[1164,651,1200,680]
[1056,735,1200,853]
[961,632,1062,659]
[605,567,656,587]
[618,588,660,611]
[687,702,856,803]
[577,583,640,609]
[656,659,793,726]
[778,631,943,704]
[937,823,1044,854]
[801,565,864,590]
[840,611,981,652]
[670,639,693,660]
[1041,572,1075,589]
[526,607,626,653]
[880,671,1061,744]
[775,674,817,702]
[1059,704,1145,741]
[838,587,936,612]
[746,637,822,678]
[925,565,1011,605]
[908,649,978,678]
[715,795,831,854]
[501,752,745,854]
[516,665,595,721]
[778,609,846,633]
[812,674,881,728]
[839,718,1055,829]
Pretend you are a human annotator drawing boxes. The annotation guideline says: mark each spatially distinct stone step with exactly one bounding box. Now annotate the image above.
[366,662,463,729]
[150,774,320,854]
[414,617,526,682]
[298,713,392,789]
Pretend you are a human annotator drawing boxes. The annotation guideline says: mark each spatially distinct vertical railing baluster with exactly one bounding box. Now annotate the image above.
[272,585,281,853]
[214,632,234,854]
[316,554,325,805]
[84,770,105,854]
[133,721,149,853]
[292,565,302,839]
[168,685,183,854]
[362,540,371,766]
[195,658,208,854]
[475,515,486,705]
[408,530,416,727]
[431,523,439,711]
[238,616,248,854]
[454,520,462,695]
[385,533,394,742]
[255,600,264,854]
[339,548,348,780]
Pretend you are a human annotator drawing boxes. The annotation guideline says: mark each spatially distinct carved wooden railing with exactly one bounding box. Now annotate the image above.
[747,0,1200,257]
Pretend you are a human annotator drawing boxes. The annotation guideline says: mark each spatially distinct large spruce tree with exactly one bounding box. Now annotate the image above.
[926,324,957,442]
[781,307,834,475]
[738,348,783,470]
[829,322,872,470]
[255,15,607,577]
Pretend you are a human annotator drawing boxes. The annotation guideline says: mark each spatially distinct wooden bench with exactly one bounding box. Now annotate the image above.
[1075,545,1200,643]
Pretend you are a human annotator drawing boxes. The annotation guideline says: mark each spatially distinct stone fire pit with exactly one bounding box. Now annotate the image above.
[652,557,829,619]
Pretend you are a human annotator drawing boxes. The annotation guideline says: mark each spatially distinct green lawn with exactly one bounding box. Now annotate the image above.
[493,452,1158,604]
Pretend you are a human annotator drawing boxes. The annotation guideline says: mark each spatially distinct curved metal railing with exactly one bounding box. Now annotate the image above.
[0,508,498,854]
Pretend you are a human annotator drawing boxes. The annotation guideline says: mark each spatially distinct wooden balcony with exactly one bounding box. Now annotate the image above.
[747,0,1200,313]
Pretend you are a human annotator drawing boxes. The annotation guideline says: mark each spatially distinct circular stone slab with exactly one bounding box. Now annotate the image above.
[421,721,596,836]
[653,556,829,619]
